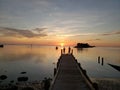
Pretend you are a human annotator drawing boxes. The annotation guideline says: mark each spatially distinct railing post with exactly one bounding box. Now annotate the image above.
[54,68,57,76]
[98,56,100,64]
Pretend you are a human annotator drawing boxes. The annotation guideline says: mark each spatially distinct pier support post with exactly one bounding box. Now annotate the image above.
[98,56,100,64]
[78,63,81,68]
[83,69,87,75]
[101,57,104,65]
[54,68,57,76]
[57,62,59,69]
[75,59,78,63]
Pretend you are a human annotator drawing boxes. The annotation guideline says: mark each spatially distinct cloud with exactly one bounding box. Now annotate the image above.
[72,31,120,37]
[87,39,101,41]
[32,28,47,33]
[54,30,120,39]
[0,27,47,38]
[101,31,120,36]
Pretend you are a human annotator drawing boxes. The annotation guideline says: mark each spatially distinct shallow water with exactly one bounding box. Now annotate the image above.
[0,45,120,85]
[73,47,120,78]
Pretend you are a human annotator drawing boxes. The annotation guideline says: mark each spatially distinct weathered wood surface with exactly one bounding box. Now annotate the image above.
[50,54,94,90]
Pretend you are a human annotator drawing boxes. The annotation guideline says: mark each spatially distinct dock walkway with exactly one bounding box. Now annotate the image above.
[50,54,94,90]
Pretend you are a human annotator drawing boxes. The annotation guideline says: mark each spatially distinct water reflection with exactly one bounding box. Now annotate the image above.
[77,48,83,52]
[74,47,120,78]
[0,45,120,85]
[0,52,45,63]
[76,48,88,53]
[0,45,61,85]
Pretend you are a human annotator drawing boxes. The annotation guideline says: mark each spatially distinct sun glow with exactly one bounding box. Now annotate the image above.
[60,43,64,47]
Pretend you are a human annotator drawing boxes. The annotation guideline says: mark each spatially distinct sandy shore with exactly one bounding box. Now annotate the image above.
[91,78,120,90]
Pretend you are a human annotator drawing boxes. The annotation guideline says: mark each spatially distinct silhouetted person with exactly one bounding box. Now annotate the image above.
[101,57,104,66]
[63,47,65,54]
[61,49,62,55]
[98,56,100,64]
[71,49,73,54]
[68,47,71,54]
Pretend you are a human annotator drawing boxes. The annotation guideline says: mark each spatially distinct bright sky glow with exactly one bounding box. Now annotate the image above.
[0,0,120,46]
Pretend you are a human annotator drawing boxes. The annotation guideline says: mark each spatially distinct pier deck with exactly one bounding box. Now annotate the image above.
[50,54,94,90]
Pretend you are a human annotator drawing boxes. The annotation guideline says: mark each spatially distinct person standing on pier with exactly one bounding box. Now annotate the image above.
[71,49,73,54]
[63,47,65,54]
[61,49,63,54]
[68,47,71,54]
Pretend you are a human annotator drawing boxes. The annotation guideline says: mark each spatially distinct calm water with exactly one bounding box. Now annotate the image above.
[0,45,120,84]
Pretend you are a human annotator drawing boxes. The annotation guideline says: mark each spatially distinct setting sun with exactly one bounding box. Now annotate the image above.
[60,43,64,47]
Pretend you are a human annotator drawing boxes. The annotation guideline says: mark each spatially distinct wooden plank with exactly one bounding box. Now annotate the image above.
[50,54,94,90]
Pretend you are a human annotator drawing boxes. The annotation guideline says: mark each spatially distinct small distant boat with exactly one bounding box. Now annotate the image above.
[56,46,58,50]
[0,44,4,48]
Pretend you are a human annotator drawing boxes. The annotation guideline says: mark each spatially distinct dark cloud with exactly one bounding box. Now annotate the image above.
[87,38,101,41]
[33,28,47,33]
[101,31,120,36]
[0,27,47,38]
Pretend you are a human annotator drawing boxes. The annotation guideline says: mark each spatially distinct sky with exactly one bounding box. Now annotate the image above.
[0,0,120,46]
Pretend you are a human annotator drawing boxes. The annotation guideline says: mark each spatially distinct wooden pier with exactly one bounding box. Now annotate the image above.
[50,54,96,90]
